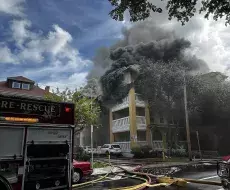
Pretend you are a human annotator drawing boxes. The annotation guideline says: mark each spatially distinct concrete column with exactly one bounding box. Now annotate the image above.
[109,109,114,143]
[145,102,151,146]
[128,87,137,148]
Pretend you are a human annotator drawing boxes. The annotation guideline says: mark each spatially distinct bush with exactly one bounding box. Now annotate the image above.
[149,150,164,158]
[131,145,144,158]
[131,145,153,158]
[141,145,151,155]
[74,146,91,161]
[171,148,188,157]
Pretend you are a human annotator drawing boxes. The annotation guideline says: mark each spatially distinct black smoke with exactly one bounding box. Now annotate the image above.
[87,20,209,80]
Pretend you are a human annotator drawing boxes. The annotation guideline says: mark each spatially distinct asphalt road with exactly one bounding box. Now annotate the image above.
[172,169,223,190]
[74,169,224,190]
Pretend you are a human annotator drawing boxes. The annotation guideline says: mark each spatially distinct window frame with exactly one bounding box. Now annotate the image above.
[22,83,30,90]
[12,82,21,89]
[160,117,164,123]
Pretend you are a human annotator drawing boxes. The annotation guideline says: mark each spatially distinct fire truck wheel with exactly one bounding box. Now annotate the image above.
[0,175,13,190]
[72,169,82,184]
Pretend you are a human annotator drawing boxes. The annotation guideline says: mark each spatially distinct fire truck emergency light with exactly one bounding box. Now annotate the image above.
[0,116,39,123]
[65,107,71,113]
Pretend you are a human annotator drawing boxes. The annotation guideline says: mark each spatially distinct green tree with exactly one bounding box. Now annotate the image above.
[45,88,101,133]
[109,0,230,25]
[136,59,186,153]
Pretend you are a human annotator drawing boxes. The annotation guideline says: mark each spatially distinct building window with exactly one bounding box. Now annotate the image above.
[151,116,155,124]
[22,83,30,90]
[12,82,21,89]
[169,117,174,124]
[160,116,164,123]
[137,131,146,141]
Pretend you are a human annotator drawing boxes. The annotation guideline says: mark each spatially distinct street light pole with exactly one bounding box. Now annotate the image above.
[196,131,202,160]
[90,88,94,168]
[183,71,192,161]
[91,124,93,168]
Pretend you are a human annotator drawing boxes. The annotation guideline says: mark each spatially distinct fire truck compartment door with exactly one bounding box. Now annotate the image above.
[27,127,72,143]
[0,127,24,160]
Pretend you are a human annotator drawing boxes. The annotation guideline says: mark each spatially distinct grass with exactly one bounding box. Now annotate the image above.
[93,162,109,168]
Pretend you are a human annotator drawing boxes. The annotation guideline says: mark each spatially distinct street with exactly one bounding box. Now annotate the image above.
[173,169,222,190]
[74,169,223,190]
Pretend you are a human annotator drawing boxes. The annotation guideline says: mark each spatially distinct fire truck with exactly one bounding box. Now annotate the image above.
[0,95,75,190]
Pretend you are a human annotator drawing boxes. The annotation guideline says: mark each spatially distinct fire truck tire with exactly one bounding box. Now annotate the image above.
[72,169,83,184]
[0,175,13,190]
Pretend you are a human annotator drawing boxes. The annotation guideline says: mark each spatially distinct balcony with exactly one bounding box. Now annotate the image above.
[135,94,145,107]
[115,141,148,152]
[111,94,146,112]
[112,117,130,133]
[111,96,129,112]
[112,116,146,133]
[136,116,146,130]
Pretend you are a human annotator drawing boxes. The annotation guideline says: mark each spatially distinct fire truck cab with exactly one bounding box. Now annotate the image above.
[0,95,75,190]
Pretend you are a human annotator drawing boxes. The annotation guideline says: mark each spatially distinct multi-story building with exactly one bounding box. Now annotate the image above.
[109,71,187,152]
[0,76,50,98]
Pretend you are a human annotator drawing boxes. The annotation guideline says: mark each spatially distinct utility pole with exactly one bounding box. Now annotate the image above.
[183,71,192,161]
[90,87,94,168]
[91,124,93,168]
[196,131,202,160]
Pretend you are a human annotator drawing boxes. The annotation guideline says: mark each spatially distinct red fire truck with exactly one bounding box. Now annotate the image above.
[0,95,75,190]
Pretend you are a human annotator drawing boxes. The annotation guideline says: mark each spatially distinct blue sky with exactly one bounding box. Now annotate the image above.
[1,0,230,91]
[0,0,125,90]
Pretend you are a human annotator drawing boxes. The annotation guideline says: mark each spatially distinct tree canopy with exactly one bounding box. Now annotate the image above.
[45,88,101,133]
[109,0,230,25]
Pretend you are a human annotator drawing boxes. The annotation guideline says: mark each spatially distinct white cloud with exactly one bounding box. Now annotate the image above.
[0,0,25,16]
[0,45,16,63]
[141,4,230,74]
[1,18,91,89]
[10,19,35,48]
[9,20,77,64]
[42,72,88,91]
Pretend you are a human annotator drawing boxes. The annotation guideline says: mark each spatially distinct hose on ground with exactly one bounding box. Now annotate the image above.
[72,165,114,188]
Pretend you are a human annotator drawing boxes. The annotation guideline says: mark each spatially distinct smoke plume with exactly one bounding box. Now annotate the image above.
[87,20,209,80]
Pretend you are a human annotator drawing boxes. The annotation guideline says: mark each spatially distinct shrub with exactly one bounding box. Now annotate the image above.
[74,146,91,161]
[150,150,163,158]
[171,148,187,157]
[132,145,154,158]
[131,145,144,158]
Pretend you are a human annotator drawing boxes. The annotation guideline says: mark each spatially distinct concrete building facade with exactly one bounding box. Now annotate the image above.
[109,71,187,152]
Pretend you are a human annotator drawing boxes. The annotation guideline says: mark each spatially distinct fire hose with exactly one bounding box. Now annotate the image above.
[72,162,222,189]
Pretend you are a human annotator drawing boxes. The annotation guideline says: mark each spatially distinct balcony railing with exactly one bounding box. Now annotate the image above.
[112,116,147,133]
[111,94,146,112]
[115,141,147,152]
[111,96,129,112]
[112,117,130,133]
[136,116,146,130]
[135,94,145,107]
[152,140,164,150]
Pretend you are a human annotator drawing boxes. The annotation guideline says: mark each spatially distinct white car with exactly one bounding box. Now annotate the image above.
[100,144,122,156]
[83,146,96,154]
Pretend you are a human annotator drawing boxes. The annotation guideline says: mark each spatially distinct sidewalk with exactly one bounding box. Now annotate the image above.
[92,165,140,176]
[91,160,217,176]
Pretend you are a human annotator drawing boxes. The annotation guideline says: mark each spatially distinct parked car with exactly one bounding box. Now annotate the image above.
[83,146,96,154]
[100,144,122,156]
[72,159,93,183]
